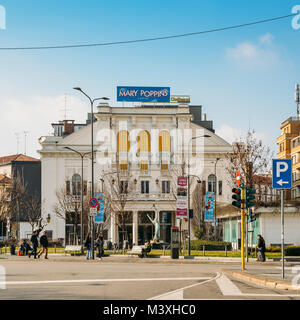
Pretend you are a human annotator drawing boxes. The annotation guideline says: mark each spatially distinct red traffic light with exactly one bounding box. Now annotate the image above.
[232,188,240,194]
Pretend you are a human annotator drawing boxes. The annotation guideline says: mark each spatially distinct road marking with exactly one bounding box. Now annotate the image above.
[0,276,211,286]
[216,274,242,296]
[148,273,220,300]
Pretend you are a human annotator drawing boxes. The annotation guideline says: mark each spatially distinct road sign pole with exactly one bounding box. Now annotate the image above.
[281,189,285,278]
[241,186,245,270]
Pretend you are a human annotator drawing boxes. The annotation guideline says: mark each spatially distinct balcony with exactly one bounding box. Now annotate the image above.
[111,192,175,202]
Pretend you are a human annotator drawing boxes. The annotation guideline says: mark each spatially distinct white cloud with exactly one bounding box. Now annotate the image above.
[259,32,274,45]
[0,95,88,158]
[226,33,278,66]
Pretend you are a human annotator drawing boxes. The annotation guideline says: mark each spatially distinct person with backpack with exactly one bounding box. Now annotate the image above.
[29,230,39,259]
[85,233,92,260]
[257,234,266,262]
[95,233,104,260]
[38,231,49,259]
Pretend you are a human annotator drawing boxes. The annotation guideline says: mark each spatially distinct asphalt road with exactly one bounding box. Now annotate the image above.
[0,257,299,300]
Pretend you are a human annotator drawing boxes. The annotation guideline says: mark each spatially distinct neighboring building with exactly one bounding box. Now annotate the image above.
[277,117,300,200]
[0,154,41,239]
[39,102,233,245]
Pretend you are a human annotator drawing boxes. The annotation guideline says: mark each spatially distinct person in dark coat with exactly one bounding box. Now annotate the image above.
[85,233,92,260]
[257,234,266,262]
[38,231,49,259]
[96,234,104,260]
[29,230,39,259]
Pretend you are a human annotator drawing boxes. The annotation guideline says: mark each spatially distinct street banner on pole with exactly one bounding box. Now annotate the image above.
[94,193,104,224]
[176,177,188,218]
[204,192,215,223]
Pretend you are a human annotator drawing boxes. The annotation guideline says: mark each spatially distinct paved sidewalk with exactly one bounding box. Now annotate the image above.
[223,264,300,292]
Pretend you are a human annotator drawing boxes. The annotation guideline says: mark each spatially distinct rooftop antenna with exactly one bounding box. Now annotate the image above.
[295,84,300,119]
[24,131,29,155]
[14,132,20,154]
[60,94,71,120]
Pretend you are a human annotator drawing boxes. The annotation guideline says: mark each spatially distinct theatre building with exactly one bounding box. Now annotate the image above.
[38,102,232,246]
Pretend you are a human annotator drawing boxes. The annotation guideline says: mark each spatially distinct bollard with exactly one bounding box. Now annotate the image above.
[54,244,56,254]
[203,245,205,257]
[225,245,227,257]
[163,245,165,256]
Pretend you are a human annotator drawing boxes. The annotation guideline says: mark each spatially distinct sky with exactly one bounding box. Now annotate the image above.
[0,0,300,158]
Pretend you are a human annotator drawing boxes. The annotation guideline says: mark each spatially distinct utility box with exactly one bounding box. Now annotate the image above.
[171,227,179,259]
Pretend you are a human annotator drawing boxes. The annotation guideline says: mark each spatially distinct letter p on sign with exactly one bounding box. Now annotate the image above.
[276,161,289,177]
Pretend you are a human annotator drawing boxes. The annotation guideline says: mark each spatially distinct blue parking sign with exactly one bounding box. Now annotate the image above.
[272,159,292,189]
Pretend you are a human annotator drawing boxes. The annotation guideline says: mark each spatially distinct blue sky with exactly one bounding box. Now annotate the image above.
[0,0,300,157]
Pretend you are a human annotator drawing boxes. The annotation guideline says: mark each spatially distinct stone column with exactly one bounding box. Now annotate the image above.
[110,212,116,244]
[133,211,138,245]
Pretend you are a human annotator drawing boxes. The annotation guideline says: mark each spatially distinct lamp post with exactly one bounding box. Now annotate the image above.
[73,87,109,259]
[212,157,221,240]
[187,134,211,256]
[64,147,91,251]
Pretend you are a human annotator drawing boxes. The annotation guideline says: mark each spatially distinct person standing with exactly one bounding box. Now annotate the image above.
[38,231,49,259]
[85,233,92,260]
[96,234,104,260]
[29,230,39,259]
[257,234,266,262]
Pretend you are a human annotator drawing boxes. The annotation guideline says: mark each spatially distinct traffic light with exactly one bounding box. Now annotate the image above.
[248,208,256,222]
[232,188,241,208]
[246,188,256,208]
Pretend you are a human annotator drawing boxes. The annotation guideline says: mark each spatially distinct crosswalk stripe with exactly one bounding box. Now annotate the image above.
[215,274,243,296]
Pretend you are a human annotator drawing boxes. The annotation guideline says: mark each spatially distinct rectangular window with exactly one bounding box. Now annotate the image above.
[141,181,149,194]
[161,161,168,171]
[120,161,128,171]
[218,181,222,195]
[66,181,70,195]
[162,181,170,194]
[141,162,148,171]
[120,180,128,194]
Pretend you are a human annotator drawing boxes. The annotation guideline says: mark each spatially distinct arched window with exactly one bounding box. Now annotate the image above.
[159,131,171,170]
[72,174,81,195]
[208,174,216,193]
[117,131,130,152]
[138,130,151,152]
[117,131,130,171]
[159,131,171,152]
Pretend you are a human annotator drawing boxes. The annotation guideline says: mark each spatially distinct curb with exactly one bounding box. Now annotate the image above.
[222,268,300,293]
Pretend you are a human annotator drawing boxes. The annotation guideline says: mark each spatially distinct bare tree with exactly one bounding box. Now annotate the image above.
[226,130,273,188]
[23,191,42,233]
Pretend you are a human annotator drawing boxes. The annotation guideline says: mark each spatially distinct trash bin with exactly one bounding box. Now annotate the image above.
[171,227,179,259]
[10,245,16,255]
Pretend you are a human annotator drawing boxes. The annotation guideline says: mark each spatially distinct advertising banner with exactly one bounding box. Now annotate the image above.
[176,177,188,218]
[94,193,104,224]
[204,192,215,223]
[117,86,170,102]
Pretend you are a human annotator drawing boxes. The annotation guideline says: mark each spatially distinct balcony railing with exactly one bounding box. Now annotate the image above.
[111,192,175,201]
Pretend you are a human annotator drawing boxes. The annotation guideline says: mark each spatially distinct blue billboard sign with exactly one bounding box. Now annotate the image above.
[94,193,104,224]
[117,86,170,102]
[204,192,215,223]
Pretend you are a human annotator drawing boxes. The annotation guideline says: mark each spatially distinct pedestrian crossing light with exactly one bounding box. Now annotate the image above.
[248,208,256,222]
[246,188,256,208]
[232,188,241,208]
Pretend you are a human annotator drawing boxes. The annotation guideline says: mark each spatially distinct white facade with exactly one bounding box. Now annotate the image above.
[38,103,232,245]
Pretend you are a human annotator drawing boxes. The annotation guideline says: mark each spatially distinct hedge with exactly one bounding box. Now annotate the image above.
[189,240,232,251]
[285,246,300,256]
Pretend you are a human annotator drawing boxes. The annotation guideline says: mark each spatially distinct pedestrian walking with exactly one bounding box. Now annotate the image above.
[29,230,39,259]
[257,234,266,262]
[85,233,92,260]
[38,231,49,259]
[96,233,104,260]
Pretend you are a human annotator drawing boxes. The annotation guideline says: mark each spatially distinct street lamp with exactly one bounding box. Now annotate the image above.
[73,87,109,259]
[211,157,221,240]
[64,146,91,251]
[187,134,211,256]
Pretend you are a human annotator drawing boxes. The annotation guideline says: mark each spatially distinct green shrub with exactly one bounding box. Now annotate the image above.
[285,246,300,256]
[266,246,281,252]
[189,240,232,251]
